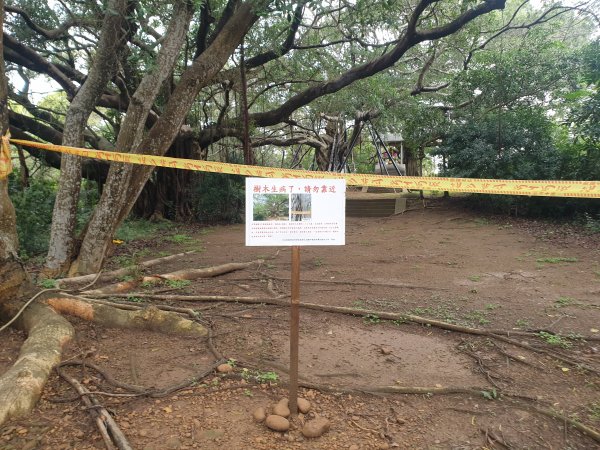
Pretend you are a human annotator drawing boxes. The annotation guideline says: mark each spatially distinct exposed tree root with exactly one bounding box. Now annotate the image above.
[82,260,263,295]
[235,275,447,291]
[87,293,600,368]
[56,358,226,399]
[0,301,74,426]
[46,296,207,337]
[55,251,198,289]
[57,367,133,450]
[506,399,600,444]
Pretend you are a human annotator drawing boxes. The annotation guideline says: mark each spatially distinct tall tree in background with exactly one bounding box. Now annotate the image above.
[3,0,598,275]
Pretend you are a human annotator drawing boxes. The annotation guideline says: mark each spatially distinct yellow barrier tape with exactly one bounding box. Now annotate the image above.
[10,138,600,198]
[0,133,12,180]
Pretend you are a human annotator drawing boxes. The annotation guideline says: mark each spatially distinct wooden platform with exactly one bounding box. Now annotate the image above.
[346,192,407,217]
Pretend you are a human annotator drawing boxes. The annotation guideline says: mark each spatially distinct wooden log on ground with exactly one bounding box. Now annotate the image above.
[83,260,263,295]
[55,251,197,289]
[47,296,207,336]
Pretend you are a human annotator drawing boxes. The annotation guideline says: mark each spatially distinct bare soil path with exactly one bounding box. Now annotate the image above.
[1,199,600,449]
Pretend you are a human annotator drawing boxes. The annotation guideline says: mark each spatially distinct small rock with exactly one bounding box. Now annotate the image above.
[380,346,393,355]
[349,445,360,450]
[165,436,182,449]
[265,415,290,432]
[217,363,233,373]
[197,429,224,441]
[273,398,290,417]
[302,417,331,438]
[297,398,311,414]
[139,429,149,437]
[378,443,390,449]
[252,407,267,423]
[21,440,39,450]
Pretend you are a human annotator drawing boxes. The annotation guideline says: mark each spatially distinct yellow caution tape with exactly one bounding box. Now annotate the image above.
[0,133,12,180]
[9,138,600,198]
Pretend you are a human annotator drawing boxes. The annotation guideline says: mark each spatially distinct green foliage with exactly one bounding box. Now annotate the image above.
[115,218,171,242]
[165,279,191,289]
[166,234,193,244]
[363,314,381,325]
[8,173,56,258]
[38,278,57,289]
[536,257,578,264]
[537,331,572,349]
[192,173,244,224]
[481,389,499,400]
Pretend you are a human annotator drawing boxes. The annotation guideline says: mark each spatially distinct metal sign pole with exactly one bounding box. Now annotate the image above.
[289,245,300,415]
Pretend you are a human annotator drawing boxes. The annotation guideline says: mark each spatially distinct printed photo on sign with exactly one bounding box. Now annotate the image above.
[245,178,345,246]
[290,194,311,221]
[253,194,289,221]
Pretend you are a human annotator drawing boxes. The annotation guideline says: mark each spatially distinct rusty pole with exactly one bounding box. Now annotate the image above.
[289,245,300,415]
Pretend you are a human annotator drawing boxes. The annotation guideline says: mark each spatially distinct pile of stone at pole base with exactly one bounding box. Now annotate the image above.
[252,397,331,439]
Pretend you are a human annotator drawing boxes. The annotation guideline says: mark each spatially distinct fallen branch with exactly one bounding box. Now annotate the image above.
[0,301,74,426]
[55,251,198,289]
[82,260,263,295]
[85,294,600,373]
[507,400,600,444]
[46,296,207,337]
[57,358,227,399]
[57,368,132,450]
[236,275,447,291]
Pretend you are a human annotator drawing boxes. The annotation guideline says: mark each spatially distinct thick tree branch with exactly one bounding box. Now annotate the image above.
[244,1,305,69]
[5,5,84,39]
[249,0,506,127]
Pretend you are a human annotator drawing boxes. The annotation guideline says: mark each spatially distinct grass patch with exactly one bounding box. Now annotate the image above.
[589,402,600,421]
[166,234,194,244]
[555,296,575,308]
[115,218,171,242]
[38,278,57,289]
[537,331,572,349]
[165,279,192,289]
[363,314,381,325]
[468,275,481,282]
[536,257,578,264]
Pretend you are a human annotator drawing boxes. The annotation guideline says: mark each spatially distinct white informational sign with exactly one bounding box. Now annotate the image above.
[245,178,346,246]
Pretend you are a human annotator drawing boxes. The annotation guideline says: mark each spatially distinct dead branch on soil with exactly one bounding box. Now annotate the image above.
[57,368,132,450]
[46,296,207,337]
[55,251,198,289]
[82,260,264,295]
[506,400,600,444]
[57,358,227,399]
[0,302,74,426]
[235,275,447,291]
[86,293,600,368]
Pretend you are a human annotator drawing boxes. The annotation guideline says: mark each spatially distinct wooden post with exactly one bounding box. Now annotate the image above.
[289,245,300,415]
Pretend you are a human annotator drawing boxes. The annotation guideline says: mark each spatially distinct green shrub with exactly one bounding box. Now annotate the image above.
[192,173,245,224]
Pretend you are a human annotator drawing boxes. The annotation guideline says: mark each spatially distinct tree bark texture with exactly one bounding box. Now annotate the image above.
[47,297,207,337]
[45,0,135,277]
[73,2,259,275]
[0,301,74,425]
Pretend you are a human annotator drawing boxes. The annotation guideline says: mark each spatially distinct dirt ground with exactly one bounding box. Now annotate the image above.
[1,198,600,449]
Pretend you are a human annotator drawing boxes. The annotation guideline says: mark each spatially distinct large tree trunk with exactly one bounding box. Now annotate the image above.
[72,2,259,275]
[133,135,202,220]
[0,0,74,427]
[44,0,135,277]
[69,1,195,275]
[0,0,24,303]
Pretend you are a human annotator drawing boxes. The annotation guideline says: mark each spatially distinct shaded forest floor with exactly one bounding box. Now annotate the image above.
[2,198,600,449]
